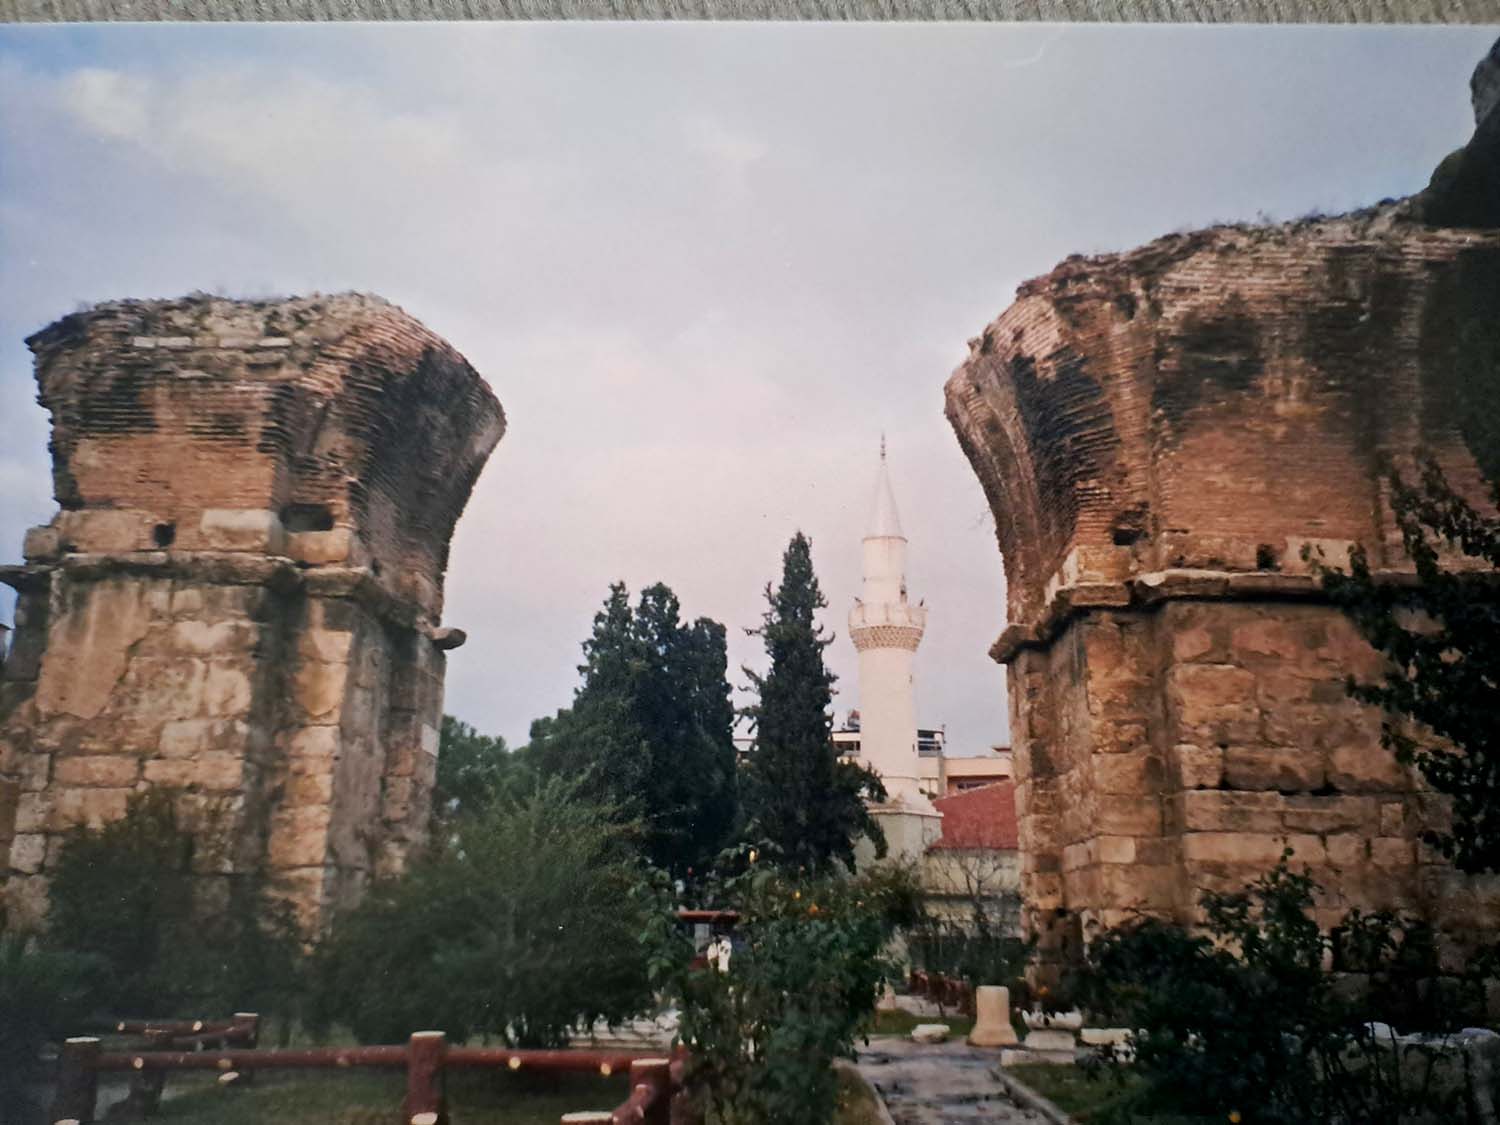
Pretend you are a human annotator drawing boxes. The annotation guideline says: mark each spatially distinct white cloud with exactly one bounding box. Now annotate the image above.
[57,67,151,140]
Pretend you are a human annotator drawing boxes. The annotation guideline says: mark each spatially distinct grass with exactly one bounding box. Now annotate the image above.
[141,1058,885,1124]
[833,1065,885,1125]
[866,1008,973,1039]
[149,1067,631,1124]
[1006,1063,1143,1123]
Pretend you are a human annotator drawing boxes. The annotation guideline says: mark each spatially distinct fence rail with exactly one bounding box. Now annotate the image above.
[51,1023,687,1125]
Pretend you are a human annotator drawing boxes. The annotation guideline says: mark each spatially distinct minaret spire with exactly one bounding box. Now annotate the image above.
[849,442,931,812]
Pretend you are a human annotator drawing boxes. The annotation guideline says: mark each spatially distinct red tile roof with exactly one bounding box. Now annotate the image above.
[928,782,1019,851]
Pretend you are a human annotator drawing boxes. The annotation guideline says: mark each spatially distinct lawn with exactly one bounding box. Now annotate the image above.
[151,1068,631,1125]
[1007,1063,1143,1123]
[143,1059,885,1124]
[866,1008,974,1039]
[1005,1064,1215,1125]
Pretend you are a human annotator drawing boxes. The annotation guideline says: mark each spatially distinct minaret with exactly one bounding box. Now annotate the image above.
[849,439,933,811]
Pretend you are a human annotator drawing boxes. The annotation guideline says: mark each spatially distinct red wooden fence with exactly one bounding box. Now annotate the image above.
[51,1024,687,1125]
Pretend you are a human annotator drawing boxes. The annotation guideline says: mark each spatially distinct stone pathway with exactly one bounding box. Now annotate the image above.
[855,1039,1054,1123]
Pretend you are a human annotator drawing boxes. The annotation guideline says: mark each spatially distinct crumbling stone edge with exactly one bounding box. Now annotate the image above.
[990,1065,1079,1125]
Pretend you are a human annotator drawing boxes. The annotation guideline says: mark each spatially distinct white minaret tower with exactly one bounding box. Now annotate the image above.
[849,439,935,814]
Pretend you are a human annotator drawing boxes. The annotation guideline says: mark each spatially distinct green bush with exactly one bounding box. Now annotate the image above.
[672,861,916,1125]
[309,777,660,1046]
[45,789,302,1020]
[0,932,105,1125]
[1068,852,1477,1124]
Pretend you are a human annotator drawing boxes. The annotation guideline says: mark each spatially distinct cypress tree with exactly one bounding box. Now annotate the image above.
[526,582,737,878]
[742,532,886,873]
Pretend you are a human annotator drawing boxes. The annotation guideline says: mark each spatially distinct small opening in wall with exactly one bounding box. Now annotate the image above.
[280,503,335,533]
[1256,543,1280,570]
[1111,527,1142,547]
[152,523,176,548]
[370,559,383,577]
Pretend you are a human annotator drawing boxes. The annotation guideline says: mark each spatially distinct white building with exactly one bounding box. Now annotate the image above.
[846,443,944,860]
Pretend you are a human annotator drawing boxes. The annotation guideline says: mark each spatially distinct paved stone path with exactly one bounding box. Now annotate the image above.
[855,1039,1054,1123]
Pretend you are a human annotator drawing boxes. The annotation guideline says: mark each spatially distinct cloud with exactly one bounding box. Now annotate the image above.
[0,23,1494,753]
[58,67,151,139]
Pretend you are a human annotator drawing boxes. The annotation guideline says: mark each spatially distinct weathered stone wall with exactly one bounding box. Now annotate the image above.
[945,216,1500,975]
[0,294,503,933]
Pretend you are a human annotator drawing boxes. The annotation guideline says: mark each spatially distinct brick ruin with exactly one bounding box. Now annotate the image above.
[0,294,503,933]
[945,53,1500,976]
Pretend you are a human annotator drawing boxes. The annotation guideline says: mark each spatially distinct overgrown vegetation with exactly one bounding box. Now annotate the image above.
[45,789,302,1020]
[309,777,661,1046]
[668,860,922,1125]
[0,933,104,1125]
[1068,852,1483,1124]
[1319,456,1500,874]
[740,532,887,874]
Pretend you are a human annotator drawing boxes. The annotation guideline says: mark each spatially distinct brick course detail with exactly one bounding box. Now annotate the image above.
[0,293,504,934]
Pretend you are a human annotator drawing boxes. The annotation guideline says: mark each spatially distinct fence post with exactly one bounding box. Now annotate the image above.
[232,1013,260,1086]
[628,1058,671,1125]
[51,1036,101,1125]
[122,1029,170,1115]
[404,1031,447,1125]
[668,1047,698,1125]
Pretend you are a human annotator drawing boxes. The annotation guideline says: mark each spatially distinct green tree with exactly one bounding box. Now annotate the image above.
[527,582,738,878]
[433,714,525,823]
[673,862,920,1125]
[309,777,660,1047]
[741,533,886,874]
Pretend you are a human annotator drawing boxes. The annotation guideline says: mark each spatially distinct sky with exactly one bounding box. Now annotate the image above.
[0,22,1493,754]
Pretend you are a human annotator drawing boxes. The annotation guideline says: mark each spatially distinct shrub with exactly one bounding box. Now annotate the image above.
[1069,852,1475,1124]
[0,931,105,1125]
[309,777,660,1046]
[45,789,302,1020]
[672,861,915,1125]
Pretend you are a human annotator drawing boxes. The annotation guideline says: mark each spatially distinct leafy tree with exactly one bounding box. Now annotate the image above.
[672,861,920,1125]
[741,533,886,874]
[309,777,660,1047]
[526,582,738,878]
[1320,458,1500,873]
[433,714,526,823]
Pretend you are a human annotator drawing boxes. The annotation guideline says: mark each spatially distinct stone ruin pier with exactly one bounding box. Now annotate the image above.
[0,294,504,933]
[945,150,1500,974]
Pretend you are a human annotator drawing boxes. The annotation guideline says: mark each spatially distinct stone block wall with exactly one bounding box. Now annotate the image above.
[0,294,503,934]
[945,216,1500,975]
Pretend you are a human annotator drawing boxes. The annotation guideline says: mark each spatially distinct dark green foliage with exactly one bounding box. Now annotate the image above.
[434,714,524,823]
[1319,458,1500,873]
[526,582,738,878]
[1069,853,1473,1124]
[45,790,301,1020]
[741,533,886,874]
[908,929,1033,1001]
[308,778,659,1047]
[0,933,105,1125]
[672,861,918,1125]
